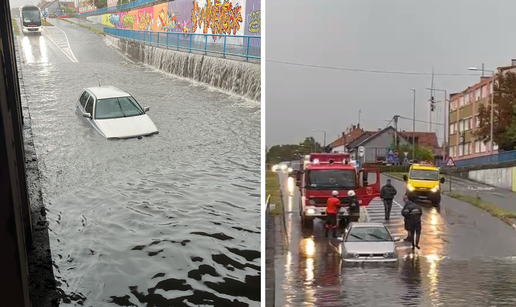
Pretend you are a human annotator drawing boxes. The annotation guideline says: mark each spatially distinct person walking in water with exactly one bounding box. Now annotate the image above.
[380,179,397,221]
[325,190,340,238]
[401,194,423,249]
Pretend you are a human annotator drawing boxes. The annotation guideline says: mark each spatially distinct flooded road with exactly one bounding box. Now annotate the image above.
[274,173,516,307]
[17,19,260,306]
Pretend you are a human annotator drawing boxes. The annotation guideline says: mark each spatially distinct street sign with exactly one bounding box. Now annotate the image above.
[445,156,456,167]
[386,149,397,164]
[43,13,47,18]
[358,146,365,157]
[403,151,409,157]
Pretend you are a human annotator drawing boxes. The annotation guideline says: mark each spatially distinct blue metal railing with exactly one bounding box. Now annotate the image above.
[104,27,261,60]
[453,149,516,168]
[80,0,159,16]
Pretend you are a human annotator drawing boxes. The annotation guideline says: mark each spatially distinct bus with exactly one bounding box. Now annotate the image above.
[20,5,42,35]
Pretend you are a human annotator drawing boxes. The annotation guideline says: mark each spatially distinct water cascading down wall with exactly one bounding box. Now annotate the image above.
[89,0,261,102]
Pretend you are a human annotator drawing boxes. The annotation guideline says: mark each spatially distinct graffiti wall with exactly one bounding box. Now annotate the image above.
[100,0,260,42]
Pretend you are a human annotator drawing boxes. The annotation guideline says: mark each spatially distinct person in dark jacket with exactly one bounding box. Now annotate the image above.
[401,194,423,249]
[380,179,397,220]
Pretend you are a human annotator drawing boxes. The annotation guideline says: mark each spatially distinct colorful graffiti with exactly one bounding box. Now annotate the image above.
[100,0,258,41]
[122,13,134,29]
[191,0,243,39]
[245,0,260,35]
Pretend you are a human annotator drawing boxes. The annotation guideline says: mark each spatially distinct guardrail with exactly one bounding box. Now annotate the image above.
[452,150,516,168]
[265,194,271,228]
[79,0,159,16]
[104,27,261,61]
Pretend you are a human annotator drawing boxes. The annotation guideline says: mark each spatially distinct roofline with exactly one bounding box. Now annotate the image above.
[354,126,406,148]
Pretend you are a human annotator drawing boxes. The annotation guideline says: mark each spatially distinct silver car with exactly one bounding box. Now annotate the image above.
[76,86,159,139]
[339,222,401,263]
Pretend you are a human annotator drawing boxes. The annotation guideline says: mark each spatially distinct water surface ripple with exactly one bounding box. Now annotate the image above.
[21,58,260,306]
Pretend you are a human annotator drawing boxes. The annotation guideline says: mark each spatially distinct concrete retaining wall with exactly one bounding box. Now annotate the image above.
[104,35,261,102]
[469,166,516,192]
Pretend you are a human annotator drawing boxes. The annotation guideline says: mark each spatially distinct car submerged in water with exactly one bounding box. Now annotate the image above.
[339,222,400,264]
[76,86,159,140]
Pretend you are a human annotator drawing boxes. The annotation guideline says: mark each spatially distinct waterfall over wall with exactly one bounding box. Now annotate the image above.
[105,36,261,102]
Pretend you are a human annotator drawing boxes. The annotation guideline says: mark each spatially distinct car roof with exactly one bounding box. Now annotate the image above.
[350,222,386,228]
[85,86,131,99]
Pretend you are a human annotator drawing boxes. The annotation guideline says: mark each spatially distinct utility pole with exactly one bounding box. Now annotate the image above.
[429,67,435,132]
[394,115,400,154]
[410,89,416,161]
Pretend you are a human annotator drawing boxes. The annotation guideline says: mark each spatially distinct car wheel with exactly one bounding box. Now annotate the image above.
[430,194,441,207]
[301,214,314,229]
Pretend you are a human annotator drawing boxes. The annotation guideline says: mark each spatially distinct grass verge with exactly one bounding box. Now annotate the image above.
[266,170,282,215]
[60,18,104,35]
[385,172,407,181]
[42,20,53,26]
[12,18,19,35]
[445,192,516,223]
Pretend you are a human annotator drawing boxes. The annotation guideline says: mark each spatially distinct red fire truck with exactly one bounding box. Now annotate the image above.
[296,153,380,229]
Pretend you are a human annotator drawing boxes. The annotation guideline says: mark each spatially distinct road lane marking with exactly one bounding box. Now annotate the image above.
[42,27,78,63]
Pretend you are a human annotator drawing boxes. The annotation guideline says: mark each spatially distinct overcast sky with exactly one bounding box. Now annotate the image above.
[265,0,516,147]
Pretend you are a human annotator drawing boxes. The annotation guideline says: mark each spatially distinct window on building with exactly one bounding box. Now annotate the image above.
[475,140,481,153]
[458,144,464,156]
[459,119,464,132]
[475,89,481,101]
[449,123,455,134]
[464,142,471,155]
[480,141,487,153]
[466,93,471,105]
[450,146,456,157]
[460,96,464,107]
[475,115,480,128]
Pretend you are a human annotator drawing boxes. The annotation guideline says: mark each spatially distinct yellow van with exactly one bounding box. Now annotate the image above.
[402,163,445,207]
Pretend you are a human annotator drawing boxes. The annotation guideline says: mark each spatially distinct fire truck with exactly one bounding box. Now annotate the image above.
[295,153,380,229]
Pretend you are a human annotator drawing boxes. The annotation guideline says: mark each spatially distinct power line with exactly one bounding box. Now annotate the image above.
[266,59,481,77]
[398,115,444,126]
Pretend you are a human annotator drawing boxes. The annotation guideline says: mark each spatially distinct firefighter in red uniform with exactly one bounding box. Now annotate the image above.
[325,190,341,238]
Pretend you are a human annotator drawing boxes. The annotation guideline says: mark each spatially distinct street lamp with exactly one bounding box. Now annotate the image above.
[409,89,416,161]
[468,66,495,155]
[426,87,447,162]
[311,129,327,150]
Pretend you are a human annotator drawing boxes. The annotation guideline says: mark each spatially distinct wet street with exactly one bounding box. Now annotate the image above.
[274,173,516,307]
[16,19,260,306]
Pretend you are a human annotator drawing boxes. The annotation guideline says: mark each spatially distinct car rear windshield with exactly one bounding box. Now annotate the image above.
[345,227,392,242]
[409,169,439,181]
[95,96,144,119]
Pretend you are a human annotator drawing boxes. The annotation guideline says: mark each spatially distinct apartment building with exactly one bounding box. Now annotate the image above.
[448,60,516,160]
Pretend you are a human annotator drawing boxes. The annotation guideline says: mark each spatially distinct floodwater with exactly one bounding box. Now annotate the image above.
[274,173,516,307]
[17,20,260,307]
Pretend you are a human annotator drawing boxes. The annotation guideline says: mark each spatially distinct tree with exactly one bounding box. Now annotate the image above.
[94,0,108,9]
[265,137,322,165]
[397,144,434,162]
[475,71,516,151]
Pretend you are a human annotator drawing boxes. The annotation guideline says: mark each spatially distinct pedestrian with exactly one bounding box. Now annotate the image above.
[401,194,423,249]
[380,179,397,220]
[325,190,340,238]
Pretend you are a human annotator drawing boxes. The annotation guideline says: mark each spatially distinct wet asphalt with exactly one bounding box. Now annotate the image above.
[273,173,516,307]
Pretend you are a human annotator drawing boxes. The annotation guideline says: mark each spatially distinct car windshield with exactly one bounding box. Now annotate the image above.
[306,169,356,189]
[409,169,439,181]
[23,10,41,23]
[345,226,392,242]
[95,96,144,119]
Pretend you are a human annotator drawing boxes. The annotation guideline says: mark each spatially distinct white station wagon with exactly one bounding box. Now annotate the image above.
[76,86,159,139]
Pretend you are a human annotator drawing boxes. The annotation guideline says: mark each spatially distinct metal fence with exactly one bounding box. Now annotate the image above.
[452,150,516,168]
[104,27,261,61]
[265,194,271,228]
[80,0,159,16]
